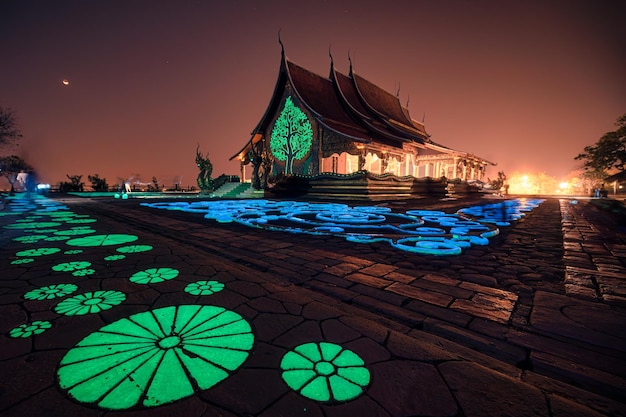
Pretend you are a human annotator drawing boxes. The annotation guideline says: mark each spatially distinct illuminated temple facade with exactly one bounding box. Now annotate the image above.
[232,47,494,195]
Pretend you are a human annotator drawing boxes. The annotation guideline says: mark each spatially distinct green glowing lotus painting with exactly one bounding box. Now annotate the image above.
[130,267,179,284]
[66,234,138,247]
[280,342,370,402]
[9,321,52,338]
[184,280,224,296]
[55,290,126,316]
[24,283,78,300]
[57,305,254,410]
[52,261,92,272]
[16,247,61,257]
[116,244,153,253]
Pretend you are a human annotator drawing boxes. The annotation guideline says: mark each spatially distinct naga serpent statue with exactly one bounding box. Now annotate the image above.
[195,144,214,191]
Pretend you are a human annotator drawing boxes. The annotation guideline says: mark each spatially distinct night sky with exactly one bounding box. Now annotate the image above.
[2,0,625,189]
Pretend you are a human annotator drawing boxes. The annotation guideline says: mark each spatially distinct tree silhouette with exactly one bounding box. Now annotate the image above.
[0,107,22,148]
[270,96,313,174]
[0,155,32,194]
[88,174,109,191]
[576,113,626,175]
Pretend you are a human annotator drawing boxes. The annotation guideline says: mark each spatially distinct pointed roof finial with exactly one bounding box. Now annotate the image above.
[396,82,401,97]
[348,49,352,67]
[278,29,284,57]
[406,95,410,108]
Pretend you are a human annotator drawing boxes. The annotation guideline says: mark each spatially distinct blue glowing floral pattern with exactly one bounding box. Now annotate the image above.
[141,199,544,255]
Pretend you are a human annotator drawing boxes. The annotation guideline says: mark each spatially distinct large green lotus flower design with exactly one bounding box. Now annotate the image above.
[24,283,78,300]
[57,305,254,410]
[66,234,138,247]
[280,342,370,402]
[9,321,52,338]
[55,290,126,316]
[130,268,179,284]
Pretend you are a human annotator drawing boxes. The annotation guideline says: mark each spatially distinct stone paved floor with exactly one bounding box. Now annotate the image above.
[1,194,625,417]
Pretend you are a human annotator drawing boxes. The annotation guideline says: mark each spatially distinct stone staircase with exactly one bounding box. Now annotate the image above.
[212,182,264,199]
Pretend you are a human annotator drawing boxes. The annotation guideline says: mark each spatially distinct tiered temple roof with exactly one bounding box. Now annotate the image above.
[232,47,493,171]
[232,48,439,160]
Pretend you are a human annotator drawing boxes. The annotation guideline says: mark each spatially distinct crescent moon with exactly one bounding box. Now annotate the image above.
[62,79,70,86]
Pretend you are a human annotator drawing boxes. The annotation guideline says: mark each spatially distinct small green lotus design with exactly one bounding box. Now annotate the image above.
[64,250,84,255]
[104,254,126,261]
[130,268,179,284]
[16,247,61,257]
[116,245,153,253]
[52,261,92,272]
[54,228,97,236]
[5,221,62,229]
[280,342,370,402]
[184,280,225,296]
[13,235,48,243]
[9,321,52,338]
[45,236,70,241]
[57,305,254,410]
[66,218,97,224]
[11,258,35,265]
[55,291,126,316]
[72,268,95,277]
[25,283,78,300]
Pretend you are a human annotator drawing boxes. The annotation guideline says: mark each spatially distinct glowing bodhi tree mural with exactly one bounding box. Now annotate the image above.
[270,96,313,174]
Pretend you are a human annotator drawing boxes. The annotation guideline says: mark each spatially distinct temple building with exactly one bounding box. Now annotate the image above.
[231,45,495,198]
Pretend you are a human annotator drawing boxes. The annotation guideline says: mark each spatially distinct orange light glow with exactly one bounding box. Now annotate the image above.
[507,172,560,195]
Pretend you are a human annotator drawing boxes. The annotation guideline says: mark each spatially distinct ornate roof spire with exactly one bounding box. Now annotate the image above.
[278,29,285,58]
[348,49,353,75]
